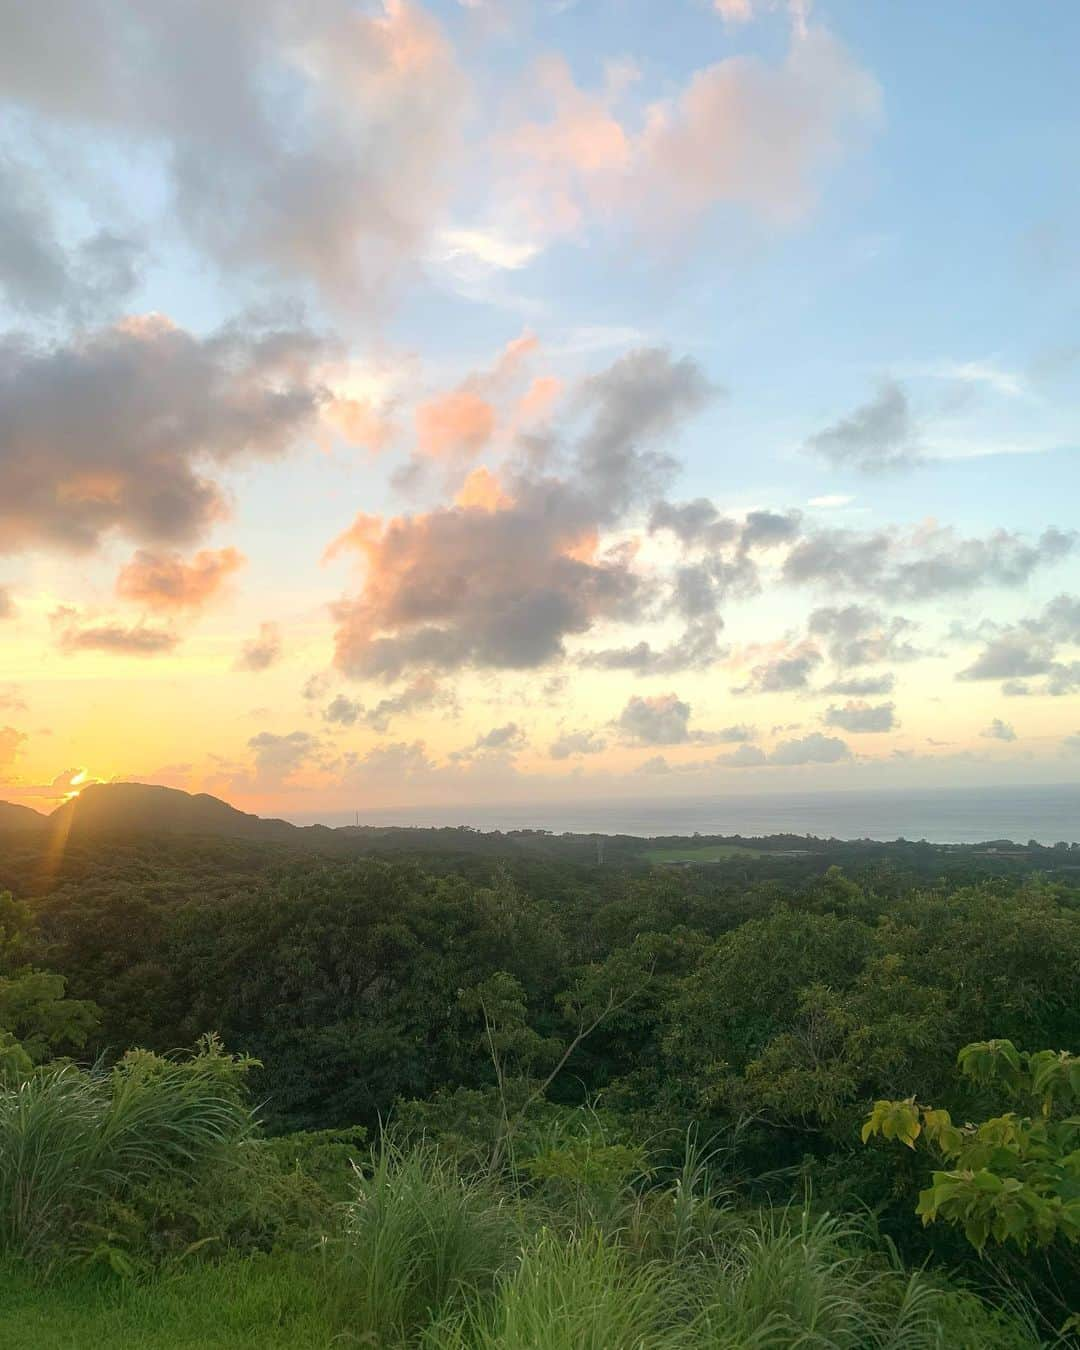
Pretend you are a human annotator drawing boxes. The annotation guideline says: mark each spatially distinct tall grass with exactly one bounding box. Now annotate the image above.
[0,1047,252,1259]
[691,1208,1038,1350]
[326,1142,519,1345]
[428,1228,694,1350]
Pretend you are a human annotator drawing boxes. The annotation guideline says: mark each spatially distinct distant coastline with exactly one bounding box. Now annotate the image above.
[294,782,1080,846]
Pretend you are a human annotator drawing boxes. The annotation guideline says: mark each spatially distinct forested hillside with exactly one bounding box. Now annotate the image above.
[2,805,1078,1344]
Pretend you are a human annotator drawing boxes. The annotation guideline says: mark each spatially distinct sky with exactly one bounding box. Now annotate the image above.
[1,0,1079,822]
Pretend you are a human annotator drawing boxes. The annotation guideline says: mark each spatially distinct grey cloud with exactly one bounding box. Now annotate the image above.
[806,380,920,472]
[549,729,607,760]
[822,672,896,696]
[580,619,724,675]
[716,731,851,767]
[735,646,823,695]
[957,593,1080,692]
[0,2,469,305]
[235,622,282,672]
[741,509,803,550]
[323,694,361,727]
[808,604,920,667]
[451,722,526,760]
[769,731,851,765]
[713,723,756,743]
[0,315,328,556]
[717,743,768,767]
[329,682,465,745]
[617,693,694,746]
[822,700,896,733]
[784,525,1074,601]
[649,498,739,549]
[51,607,178,656]
[980,718,1017,742]
[575,349,715,514]
[0,156,141,320]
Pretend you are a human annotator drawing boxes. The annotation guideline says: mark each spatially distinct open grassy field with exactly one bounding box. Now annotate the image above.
[644,843,764,862]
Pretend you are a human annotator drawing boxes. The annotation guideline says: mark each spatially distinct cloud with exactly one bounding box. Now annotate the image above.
[328,347,712,679]
[980,718,1017,743]
[713,723,757,743]
[783,525,1074,600]
[0,155,141,320]
[769,730,850,764]
[821,672,896,696]
[0,2,469,305]
[247,730,323,784]
[957,593,1080,692]
[115,547,245,611]
[497,27,876,254]
[549,728,607,759]
[822,700,896,733]
[579,619,724,674]
[322,674,452,732]
[717,742,769,767]
[235,622,282,672]
[735,644,822,694]
[323,694,361,727]
[0,314,328,556]
[808,604,920,667]
[451,721,526,761]
[635,29,877,231]
[0,587,13,619]
[713,0,811,32]
[616,693,695,745]
[805,380,919,472]
[0,725,27,768]
[1063,731,1080,756]
[51,607,178,655]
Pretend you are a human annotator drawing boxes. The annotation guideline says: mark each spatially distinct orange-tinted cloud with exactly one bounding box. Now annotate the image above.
[501,29,877,243]
[325,395,395,452]
[454,467,512,512]
[416,388,496,460]
[116,547,245,611]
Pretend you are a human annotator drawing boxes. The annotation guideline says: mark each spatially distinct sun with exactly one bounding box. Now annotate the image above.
[64,769,90,801]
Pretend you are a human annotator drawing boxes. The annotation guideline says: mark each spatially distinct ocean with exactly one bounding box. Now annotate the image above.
[305,782,1080,846]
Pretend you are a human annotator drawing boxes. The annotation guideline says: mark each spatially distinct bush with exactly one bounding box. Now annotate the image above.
[0,1036,253,1261]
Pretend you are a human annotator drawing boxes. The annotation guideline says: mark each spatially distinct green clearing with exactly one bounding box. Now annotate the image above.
[644,843,764,862]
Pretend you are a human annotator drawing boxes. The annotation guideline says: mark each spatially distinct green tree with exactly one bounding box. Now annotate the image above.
[0,891,99,1078]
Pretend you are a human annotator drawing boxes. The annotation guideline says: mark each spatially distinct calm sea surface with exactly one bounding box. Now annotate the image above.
[303,783,1080,846]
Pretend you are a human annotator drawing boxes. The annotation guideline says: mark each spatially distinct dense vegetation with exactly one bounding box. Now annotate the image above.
[1,800,1077,1345]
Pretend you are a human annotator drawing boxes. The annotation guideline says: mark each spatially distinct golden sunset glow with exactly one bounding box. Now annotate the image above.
[0,0,1075,828]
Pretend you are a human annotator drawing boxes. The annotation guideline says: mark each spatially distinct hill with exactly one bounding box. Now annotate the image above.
[0,800,46,832]
[44,782,305,842]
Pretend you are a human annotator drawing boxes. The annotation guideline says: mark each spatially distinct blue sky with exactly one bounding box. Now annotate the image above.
[0,0,1077,817]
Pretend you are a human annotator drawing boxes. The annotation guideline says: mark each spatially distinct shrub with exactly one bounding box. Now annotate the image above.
[0,1035,253,1260]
